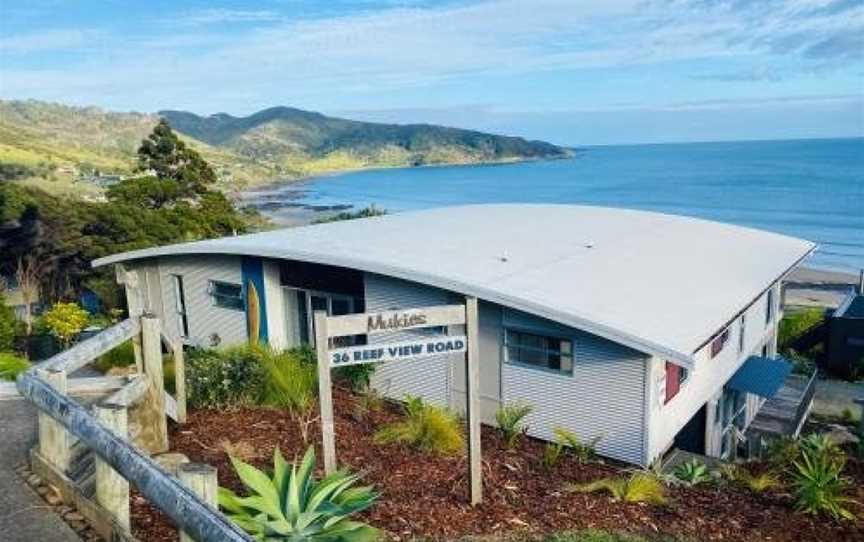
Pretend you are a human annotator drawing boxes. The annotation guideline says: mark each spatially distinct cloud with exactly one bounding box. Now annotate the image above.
[0,29,92,53]
[0,0,861,114]
[173,9,281,26]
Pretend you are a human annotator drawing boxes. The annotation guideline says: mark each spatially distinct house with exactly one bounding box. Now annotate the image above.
[826,279,864,378]
[93,204,816,466]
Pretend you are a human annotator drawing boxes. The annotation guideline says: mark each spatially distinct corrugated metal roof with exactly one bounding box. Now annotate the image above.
[726,356,793,398]
[92,204,815,366]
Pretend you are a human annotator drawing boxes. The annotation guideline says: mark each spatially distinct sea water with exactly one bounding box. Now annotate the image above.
[247,137,864,273]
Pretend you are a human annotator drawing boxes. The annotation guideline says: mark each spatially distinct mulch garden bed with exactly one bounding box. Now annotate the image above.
[131,388,864,541]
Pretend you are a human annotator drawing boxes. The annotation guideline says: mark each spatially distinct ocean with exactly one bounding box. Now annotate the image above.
[245,137,864,273]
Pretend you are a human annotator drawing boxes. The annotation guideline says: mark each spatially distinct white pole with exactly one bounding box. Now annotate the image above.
[314,310,337,474]
[464,296,483,505]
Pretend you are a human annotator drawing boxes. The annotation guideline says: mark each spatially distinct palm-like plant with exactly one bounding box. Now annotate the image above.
[791,445,857,520]
[219,446,380,541]
[495,402,533,448]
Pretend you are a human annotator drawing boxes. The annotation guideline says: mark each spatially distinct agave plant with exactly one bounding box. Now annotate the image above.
[219,446,380,541]
[672,459,712,486]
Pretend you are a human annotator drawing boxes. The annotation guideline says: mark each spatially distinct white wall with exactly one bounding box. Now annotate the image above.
[156,255,247,347]
[645,282,781,461]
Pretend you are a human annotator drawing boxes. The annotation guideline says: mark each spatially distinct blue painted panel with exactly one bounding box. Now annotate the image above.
[241,256,269,343]
[727,356,792,398]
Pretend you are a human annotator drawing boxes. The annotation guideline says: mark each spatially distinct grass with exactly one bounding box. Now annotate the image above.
[566,473,667,505]
[778,308,825,350]
[0,352,30,381]
[374,394,465,455]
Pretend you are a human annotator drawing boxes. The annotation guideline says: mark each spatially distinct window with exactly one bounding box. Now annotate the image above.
[171,275,189,338]
[504,329,573,374]
[765,288,774,325]
[710,327,730,358]
[664,361,688,404]
[209,280,244,311]
[738,314,746,354]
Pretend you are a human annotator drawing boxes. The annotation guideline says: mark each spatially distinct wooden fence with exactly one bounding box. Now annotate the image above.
[9,313,253,542]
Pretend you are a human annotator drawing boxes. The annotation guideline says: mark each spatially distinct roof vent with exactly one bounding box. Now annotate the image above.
[499,251,509,263]
[584,242,594,249]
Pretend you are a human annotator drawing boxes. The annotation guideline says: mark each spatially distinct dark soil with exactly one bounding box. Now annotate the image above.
[131,389,864,541]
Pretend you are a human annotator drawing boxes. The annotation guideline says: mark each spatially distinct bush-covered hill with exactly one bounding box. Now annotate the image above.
[0,100,570,193]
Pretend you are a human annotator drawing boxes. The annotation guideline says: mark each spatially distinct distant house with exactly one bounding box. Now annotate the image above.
[1,275,41,321]
[94,204,816,466]
[826,283,864,378]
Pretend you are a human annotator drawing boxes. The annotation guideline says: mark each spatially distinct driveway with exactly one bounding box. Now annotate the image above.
[0,398,81,542]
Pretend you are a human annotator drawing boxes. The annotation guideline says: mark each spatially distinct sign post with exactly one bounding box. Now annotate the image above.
[315,302,483,504]
[464,296,482,505]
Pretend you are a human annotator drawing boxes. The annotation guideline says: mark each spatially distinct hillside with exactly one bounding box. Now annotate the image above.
[0,100,570,195]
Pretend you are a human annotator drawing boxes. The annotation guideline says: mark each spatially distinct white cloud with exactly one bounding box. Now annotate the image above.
[0,29,92,53]
[0,0,861,113]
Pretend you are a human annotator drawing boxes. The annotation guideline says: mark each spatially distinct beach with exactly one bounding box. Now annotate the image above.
[784,266,861,308]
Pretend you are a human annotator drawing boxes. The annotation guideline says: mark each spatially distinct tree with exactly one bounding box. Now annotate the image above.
[42,302,89,347]
[136,119,216,198]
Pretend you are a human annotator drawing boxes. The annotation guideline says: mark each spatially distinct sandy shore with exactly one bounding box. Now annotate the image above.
[784,267,861,309]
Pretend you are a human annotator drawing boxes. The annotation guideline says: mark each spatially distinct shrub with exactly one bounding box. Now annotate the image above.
[96,340,136,372]
[42,302,89,347]
[791,444,856,520]
[672,459,711,486]
[374,394,464,455]
[260,346,317,415]
[778,308,825,350]
[554,426,602,463]
[186,345,266,408]
[542,442,564,469]
[334,363,376,393]
[0,295,19,351]
[567,473,666,505]
[0,352,30,381]
[495,402,533,448]
[220,446,379,541]
[721,465,780,493]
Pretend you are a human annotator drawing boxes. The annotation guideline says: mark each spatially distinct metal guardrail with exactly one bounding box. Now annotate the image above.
[15,315,253,542]
[792,369,818,437]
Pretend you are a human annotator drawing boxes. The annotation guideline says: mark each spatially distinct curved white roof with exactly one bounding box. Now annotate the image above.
[94,204,814,367]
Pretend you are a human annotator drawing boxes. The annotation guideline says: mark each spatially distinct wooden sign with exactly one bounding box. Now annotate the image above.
[315,300,483,505]
[329,336,467,367]
[325,304,466,338]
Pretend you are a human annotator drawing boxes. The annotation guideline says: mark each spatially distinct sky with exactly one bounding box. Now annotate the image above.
[0,0,862,145]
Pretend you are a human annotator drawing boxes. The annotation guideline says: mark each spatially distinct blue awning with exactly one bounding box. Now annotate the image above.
[726,356,792,398]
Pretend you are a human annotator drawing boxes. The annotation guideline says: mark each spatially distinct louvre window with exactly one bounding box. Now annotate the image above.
[504,329,573,375]
[209,280,244,311]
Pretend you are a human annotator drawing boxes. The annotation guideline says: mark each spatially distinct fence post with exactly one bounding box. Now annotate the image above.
[95,403,130,530]
[179,463,218,542]
[117,265,144,372]
[136,315,168,453]
[173,341,187,424]
[37,368,70,471]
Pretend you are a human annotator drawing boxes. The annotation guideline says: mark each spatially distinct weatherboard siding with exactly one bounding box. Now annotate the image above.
[365,273,461,407]
[500,308,649,466]
[649,282,781,460]
[364,273,650,465]
[156,255,247,347]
